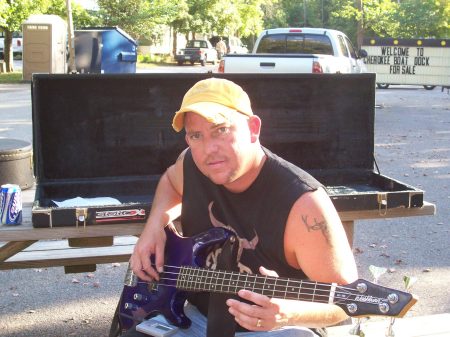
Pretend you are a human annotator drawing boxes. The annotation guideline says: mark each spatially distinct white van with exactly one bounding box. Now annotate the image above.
[227,36,248,54]
[0,31,23,58]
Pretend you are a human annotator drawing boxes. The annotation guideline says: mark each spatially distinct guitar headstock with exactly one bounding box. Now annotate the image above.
[333,279,418,318]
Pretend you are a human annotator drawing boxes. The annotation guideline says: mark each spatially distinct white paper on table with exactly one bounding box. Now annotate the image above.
[52,196,121,207]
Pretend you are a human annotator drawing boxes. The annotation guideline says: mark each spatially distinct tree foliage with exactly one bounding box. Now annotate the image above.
[97,0,183,42]
[0,0,42,33]
[1,0,449,73]
[260,0,448,45]
[43,0,100,28]
[391,0,449,38]
[0,0,46,71]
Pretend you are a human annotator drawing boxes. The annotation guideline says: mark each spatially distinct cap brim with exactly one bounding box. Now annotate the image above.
[172,102,238,132]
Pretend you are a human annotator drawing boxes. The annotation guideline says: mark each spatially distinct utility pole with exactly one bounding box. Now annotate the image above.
[303,0,307,26]
[356,0,364,49]
[66,0,77,73]
[321,0,324,26]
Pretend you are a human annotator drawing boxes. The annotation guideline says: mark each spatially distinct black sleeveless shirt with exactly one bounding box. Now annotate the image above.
[181,147,326,329]
[181,147,323,282]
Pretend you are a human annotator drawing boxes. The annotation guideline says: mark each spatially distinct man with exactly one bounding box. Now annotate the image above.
[216,37,228,59]
[127,78,358,337]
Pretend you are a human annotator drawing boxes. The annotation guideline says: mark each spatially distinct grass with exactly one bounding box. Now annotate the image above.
[0,72,22,84]
[137,53,176,67]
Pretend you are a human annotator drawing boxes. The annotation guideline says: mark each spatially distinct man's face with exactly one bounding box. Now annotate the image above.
[184,111,254,188]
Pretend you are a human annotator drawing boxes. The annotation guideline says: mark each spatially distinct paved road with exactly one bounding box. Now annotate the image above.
[0,77,449,336]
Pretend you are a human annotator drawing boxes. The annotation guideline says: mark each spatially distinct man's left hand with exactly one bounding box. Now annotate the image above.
[226,267,289,331]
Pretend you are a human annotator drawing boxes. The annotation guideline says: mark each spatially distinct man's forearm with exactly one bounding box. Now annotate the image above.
[144,171,182,232]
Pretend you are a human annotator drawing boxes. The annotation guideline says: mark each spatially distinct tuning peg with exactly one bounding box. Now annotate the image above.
[388,293,399,304]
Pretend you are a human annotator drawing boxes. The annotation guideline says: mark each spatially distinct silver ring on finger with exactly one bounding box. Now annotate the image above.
[256,318,262,328]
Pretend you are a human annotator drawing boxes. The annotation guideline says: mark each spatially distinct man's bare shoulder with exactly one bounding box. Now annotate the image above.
[284,187,357,283]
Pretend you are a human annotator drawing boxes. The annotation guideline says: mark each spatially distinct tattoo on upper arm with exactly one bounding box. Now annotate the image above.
[301,215,330,244]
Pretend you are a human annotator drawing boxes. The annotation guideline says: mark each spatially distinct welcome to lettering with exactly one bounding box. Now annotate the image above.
[381,47,410,56]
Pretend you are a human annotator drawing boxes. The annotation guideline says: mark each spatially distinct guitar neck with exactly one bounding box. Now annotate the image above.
[176,266,335,304]
[123,225,418,319]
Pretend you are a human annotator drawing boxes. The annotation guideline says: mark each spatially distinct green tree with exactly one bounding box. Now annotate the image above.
[262,0,335,30]
[236,0,265,38]
[170,0,263,48]
[0,0,47,72]
[169,0,190,54]
[329,0,398,46]
[97,0,178,42]
[184,0,238,37]
[392,0,449,38]
[330,0,449,45]
[261,0,288,29]
[44,0,101,28]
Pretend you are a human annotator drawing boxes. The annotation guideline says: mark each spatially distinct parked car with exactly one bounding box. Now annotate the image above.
[0,31,23,59]
[175,39,218,66]
[228,36,248,54]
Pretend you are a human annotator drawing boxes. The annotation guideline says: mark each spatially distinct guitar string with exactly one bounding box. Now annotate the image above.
[140,263,361,293]
[132,265,383,303]
[134,279,381,305]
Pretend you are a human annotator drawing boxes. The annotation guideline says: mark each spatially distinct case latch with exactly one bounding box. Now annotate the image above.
[75,208,88,228]
[377,193,388,216]
[33,209,53,228]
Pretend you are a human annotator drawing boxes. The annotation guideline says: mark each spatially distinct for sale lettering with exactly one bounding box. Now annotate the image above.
[389,65,416,75]
[96,209,146,219]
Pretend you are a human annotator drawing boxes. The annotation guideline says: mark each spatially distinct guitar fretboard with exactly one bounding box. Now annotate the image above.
[176,266,334,304]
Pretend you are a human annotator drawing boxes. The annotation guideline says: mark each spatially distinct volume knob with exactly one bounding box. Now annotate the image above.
[124,302,138,311]
[133,293,146,301]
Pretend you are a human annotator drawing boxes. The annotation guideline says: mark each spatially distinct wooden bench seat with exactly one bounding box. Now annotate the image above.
[0,236,137,272]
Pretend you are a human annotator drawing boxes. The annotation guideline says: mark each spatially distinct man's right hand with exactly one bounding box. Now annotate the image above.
[129,224,167,281]
[128,155,184,282]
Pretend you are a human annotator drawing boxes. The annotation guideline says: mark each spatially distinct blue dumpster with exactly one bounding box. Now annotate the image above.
[74,27,137,74]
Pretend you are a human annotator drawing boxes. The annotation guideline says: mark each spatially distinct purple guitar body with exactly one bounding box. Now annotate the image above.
[118,225,417,333]
[118,224,235,331]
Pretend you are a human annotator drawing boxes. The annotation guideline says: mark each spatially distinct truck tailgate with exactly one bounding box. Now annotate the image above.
[223,54,316,73]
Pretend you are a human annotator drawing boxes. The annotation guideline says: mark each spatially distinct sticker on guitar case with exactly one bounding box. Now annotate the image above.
[95,209,146,222]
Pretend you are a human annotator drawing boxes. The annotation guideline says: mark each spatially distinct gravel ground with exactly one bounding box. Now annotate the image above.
[0,82,449,337]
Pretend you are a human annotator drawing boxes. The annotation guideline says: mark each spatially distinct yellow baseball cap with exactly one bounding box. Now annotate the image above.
[172,78,253,132]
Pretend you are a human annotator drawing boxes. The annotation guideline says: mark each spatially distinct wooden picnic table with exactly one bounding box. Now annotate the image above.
[0,187,436,273]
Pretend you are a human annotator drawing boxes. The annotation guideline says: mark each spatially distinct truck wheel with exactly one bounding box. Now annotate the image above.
[200,59,205,66]
[177,60,183,66]
[377,83,390,89]
[423,85,436,90]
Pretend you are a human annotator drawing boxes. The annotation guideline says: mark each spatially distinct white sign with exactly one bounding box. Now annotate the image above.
[362,38,450,87]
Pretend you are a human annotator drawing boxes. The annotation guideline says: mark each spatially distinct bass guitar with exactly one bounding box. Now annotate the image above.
[118,225,417,331]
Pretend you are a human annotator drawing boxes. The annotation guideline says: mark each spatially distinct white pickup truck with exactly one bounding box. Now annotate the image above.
[218,28,367,74]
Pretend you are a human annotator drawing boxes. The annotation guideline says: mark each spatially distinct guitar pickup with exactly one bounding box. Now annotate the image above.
[147,281,158,293]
